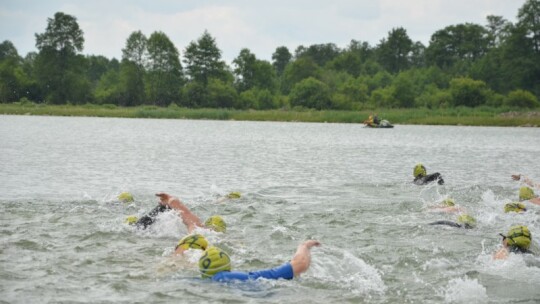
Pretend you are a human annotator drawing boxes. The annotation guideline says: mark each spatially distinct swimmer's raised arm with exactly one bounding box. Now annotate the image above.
[155,193,204,233]
[290,240,321,277]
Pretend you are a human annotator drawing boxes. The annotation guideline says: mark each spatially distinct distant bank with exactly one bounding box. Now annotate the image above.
[1,103,539,127]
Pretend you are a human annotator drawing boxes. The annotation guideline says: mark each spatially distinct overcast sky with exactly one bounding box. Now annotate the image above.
[0,0,526,64]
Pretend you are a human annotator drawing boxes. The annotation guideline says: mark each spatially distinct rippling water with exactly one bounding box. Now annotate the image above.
[1,115,540,303]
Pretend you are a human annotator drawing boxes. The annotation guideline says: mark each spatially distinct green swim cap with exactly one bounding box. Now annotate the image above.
[441,198,455,207]
[504,202,527,213]
[118,192,134,203]
[457,214,476,228]
[226,192,241,199]
[519,186,535,201]
[176,234,208,251]
[205,215,226,232]
[199,246,231,278]
[125,215,138,225]
[505,225,531,250]
[414,164,427,178]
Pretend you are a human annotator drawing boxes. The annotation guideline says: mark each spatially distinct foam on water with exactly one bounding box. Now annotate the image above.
[443,277,488,303]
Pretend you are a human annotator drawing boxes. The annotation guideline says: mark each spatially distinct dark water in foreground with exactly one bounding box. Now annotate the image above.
[1,115,540,303]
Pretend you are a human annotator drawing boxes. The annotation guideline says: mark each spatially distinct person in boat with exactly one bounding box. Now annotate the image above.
[413,163,444,185]
[493,225,533,259]
[198,240,321,282]
[373,113,380,125]
[364,114,375,127]
[429,214,476,229]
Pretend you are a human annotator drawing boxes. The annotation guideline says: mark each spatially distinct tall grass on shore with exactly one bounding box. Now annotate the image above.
[1,102,539,127]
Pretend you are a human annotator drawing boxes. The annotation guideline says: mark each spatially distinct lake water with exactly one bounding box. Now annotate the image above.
[1,115,539,303]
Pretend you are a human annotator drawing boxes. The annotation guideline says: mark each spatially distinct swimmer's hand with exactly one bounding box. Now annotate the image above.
[155,192,172,206]
[302,240,321,249]
[511,174,521,181]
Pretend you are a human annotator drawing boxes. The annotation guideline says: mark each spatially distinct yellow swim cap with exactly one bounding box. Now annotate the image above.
[457,214,476,228]
[176,234,208,251]
[226,192,241,199]
[505,225,531,250]
[413,164,427,178]
[519,186,535,201]
[504,202,527,213]
[441,198,455,207]
[199,246,231,278]
[205,215,226,232]
[118,192,134,203]
[125,215,138,225]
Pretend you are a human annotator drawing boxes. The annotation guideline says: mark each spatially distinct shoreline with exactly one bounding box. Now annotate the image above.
[1,103,539,127]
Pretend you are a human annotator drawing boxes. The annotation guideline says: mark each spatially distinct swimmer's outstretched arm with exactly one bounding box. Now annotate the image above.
[155,193,203,233]
[290,240,321,277]
[493,246,509,260]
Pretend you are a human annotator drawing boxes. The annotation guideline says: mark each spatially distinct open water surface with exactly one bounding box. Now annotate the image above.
[1,115,540,303]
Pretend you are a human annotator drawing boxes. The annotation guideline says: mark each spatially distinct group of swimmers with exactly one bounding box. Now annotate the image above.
[117,167,537,283]
[413,163,538,259]
[122,192,320,282]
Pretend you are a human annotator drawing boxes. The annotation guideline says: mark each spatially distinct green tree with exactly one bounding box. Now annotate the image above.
[120,31,148,105]
[281,57,322,94]
[449,77,490,107]
[272,46,292,77]
[392,73,415,108]
[517,0,540,53]
[122,31,148,68]
[505,89,539,108]
[426,23,489,69]
[145,31,183,106]
[327,51,362,77]
[485,15,511,48]
[183,30,227,86]
[376,27,413,73]
[289,77,331,109]
[295,43,341,67]
[34,12,89,104]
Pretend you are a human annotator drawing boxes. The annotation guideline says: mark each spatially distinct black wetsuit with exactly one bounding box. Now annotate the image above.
[135,204,169,229]
[414,173,444,185]
[429,220,474,229]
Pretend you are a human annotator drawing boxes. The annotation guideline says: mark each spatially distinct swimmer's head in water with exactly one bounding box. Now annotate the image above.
[176,234,208,251]
[118,192,134,203]
[205,215,226,232]
[519,186,535,201]
[226,192,241,199]
[441,198,455,207]
[125,215,138,225]
[504,202,527,213]
[199,246,231,278]
[413,164,427,178]
[457,214,476,228]
[503,225,531,250]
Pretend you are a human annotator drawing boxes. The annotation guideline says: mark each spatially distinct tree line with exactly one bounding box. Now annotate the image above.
[1,0,539,110]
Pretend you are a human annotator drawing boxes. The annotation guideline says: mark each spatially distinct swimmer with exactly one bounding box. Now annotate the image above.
[429,214,476,229]
[413,164,444,185]
[131,204,170,229]
[518,186,540,206]
[155,192,226,233]
[504,202,527,213]
[512,174,540,189]
[198,240,321,282]
[216,191,242,203]
[429,198,464,213]
[493,225,533,260]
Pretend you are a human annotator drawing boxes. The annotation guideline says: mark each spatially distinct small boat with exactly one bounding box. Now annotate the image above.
[364,119,394,128]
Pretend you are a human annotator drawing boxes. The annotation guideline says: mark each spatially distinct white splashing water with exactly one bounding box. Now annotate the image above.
[444,277,488,303]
